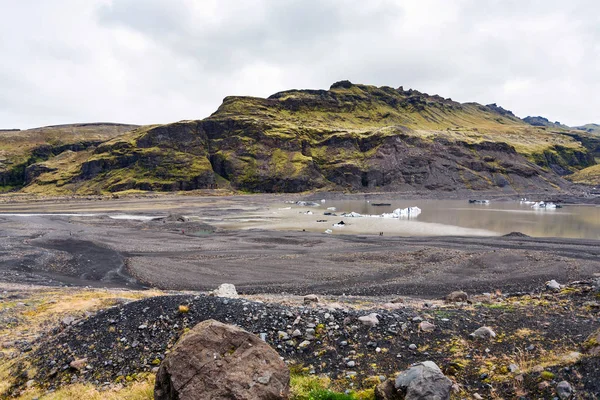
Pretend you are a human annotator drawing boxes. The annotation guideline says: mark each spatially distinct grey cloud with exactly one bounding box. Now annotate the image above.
[0,0,598,128]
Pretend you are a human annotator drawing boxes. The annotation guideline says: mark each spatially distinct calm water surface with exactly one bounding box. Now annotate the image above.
[318,199,600,239]
[222,199,600,239]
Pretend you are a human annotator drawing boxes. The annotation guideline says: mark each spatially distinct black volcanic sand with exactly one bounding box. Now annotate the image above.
[6,282,600,398]
[0,201,599,296]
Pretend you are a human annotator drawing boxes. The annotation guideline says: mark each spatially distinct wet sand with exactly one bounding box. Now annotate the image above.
[0,193,599,297]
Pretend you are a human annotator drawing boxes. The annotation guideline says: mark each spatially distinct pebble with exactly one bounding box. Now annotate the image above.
[298,340,311,349]
[346,361,355,367]
[409,344,417,350]
[556,381,573,400]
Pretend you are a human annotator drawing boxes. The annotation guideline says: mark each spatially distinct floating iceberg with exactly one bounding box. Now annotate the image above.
[532,201,557,209]
[338,206,422,220]
[296,201,321,207]
[392,207,422,217]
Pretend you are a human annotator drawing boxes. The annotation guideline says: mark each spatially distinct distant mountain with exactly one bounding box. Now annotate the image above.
[573,123,600,135]
[522,116,570,129]
[2,82,598,194]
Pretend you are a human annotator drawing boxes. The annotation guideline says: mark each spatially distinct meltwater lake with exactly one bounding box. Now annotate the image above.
[221,199,600,239]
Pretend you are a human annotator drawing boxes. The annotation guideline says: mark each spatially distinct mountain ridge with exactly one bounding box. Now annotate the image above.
[2,81,599,195]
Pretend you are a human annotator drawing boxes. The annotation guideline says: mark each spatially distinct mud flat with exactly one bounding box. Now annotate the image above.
[0,194,599,297]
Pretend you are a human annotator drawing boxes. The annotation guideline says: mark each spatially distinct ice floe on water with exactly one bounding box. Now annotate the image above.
[339,206,422,219]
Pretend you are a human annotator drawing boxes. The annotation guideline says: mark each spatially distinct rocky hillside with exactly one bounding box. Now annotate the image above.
[3,82,599,195]
[0,123,137,192]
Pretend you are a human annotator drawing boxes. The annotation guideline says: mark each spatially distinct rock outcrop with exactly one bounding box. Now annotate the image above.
[5,82,599,194]
[155,319,289,400]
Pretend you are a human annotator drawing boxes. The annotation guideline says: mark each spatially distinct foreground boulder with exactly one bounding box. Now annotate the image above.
[155,319,289,400]
[375,361,452,400]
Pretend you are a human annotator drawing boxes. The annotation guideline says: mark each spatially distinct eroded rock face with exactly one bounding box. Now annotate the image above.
[154,319,290,400]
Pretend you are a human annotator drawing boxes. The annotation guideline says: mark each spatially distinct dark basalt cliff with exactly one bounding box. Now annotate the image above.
[2,82,597,194]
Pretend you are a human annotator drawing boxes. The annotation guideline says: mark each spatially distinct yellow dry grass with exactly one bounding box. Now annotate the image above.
[15,375,154,400]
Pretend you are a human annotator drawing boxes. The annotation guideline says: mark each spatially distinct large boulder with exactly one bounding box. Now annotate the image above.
[375,361,452,400]
[155,319,289,400]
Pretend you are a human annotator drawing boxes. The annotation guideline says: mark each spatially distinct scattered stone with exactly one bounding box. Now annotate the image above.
[291,329,302,338]
[469,326,496,340]
[277,331,289,340]
[545,280,562,291]
[69,358,88,371]
[508,364,519,373]
[538,381,550,391]
[473,394,483,400]
[532,365,545,373]
[154,319,289,400]
[61,316,76,326]
[358,313,379,327]
[303,294,319,304]
[556,381,573,399]
[419,321,435,333]
[445,291,468,303]
[408,344,417,350]
[347,361,356,368]
[298,340,311,349]
[212,283,239,298]
[375,361,452,400]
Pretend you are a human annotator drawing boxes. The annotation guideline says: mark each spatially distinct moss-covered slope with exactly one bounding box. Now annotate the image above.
[0,123,137,193]
[14,82,600,194]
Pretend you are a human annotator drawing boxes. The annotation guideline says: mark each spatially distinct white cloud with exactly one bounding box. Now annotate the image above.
[0,0,598,128]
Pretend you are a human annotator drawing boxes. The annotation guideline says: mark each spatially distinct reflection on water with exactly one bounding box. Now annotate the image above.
[313,200,600,239]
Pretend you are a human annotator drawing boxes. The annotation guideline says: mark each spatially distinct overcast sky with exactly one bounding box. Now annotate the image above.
[1,0,598,129]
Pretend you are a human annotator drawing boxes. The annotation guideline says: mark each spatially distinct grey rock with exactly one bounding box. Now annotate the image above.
[470,326,496,340]
[376,361,452,400]
[212,283,239,298]
[298,340,311,350]
[409,344,417,350]
[303,294,319,304]
[154,319,289,400]
[446,291,468,303]
[419,321,435,332]
[358,313,379,327]
[556,381,573,399]
[545,280,562,291]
